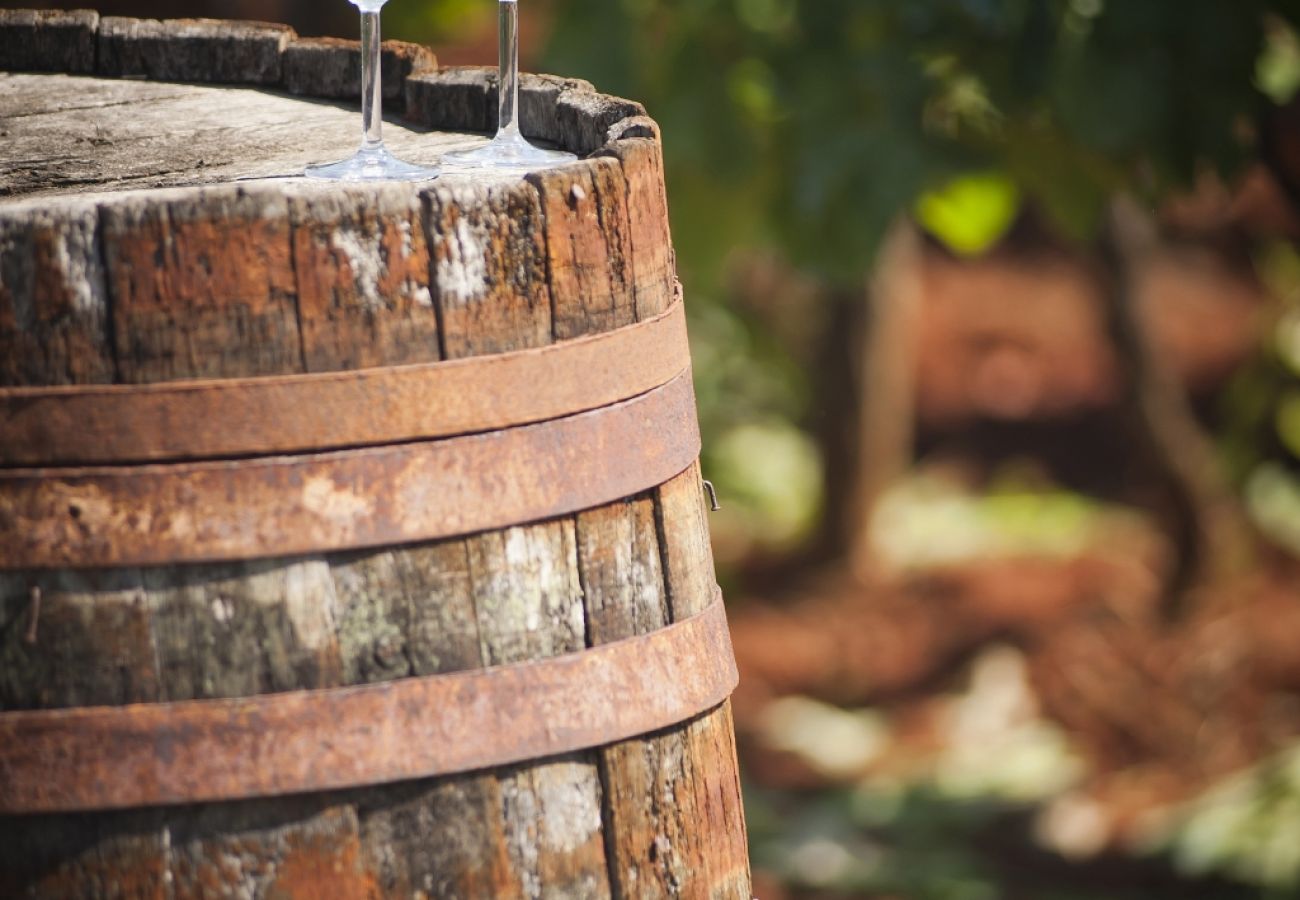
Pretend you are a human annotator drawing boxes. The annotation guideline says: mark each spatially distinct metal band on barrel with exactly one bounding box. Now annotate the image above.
[0,300,690,466]
[0,372,700,570]
[0,593,737,815]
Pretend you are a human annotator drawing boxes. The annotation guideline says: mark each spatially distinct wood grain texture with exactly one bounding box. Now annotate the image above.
[658,462,722,621]
[0,9,98,74]
[556,90,647,157]
[528,156,637,340]
[290,185,441,371]
[101,186,303,382]
[282,37,435,103]
[406,66,495,133]
[598,129,678,321]
[0,51,747,899]
[421,207,610,896]
[577,487,753,898]
[95,16,293,85]
[521,74,597,145]
[424,179,552,357]
[0,75,458,198]
[657,466,751,895]
[0,204,114,387]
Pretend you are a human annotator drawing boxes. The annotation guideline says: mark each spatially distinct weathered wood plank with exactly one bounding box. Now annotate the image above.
[423,180,552,357]
[0,569,168,900]
[166,800,376,900]
[520,74,596,144]
[598,128,677,320]
[0,74,463,199]
[578,497,669,647]
[0,204,114,387]
[555,90,646,157]
[0,9,99,74]
[357,776,517,898]
[577,491,752,898]
[407,66,495,133]
[468,523,610,898]
[96,17,293,85]
[144,559,344,703]
[101,186,303,382]
[423,179,611,893]
[528,156,637,340]
[343,542,520,898]
[0,807,170,900]
[576,498,683,896]
[658,461,720,621]
[282,37,435,104]
[0,571,155,711]
[290,185,441,371]
[598,463,754,900]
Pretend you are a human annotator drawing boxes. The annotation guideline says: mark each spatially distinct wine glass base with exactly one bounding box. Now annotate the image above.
[305,144,440,182]
[443,132,577,172]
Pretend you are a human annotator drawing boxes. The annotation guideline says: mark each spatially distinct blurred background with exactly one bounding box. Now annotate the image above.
[20,0,1300,896]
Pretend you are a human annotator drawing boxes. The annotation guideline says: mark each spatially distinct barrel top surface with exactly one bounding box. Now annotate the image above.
[0,72,490,205]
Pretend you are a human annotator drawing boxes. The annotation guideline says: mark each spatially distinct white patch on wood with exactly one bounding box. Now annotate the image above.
[503,528,546,633]
[211,596,234,624]
[536,763,603,854]
[54,220,103,317]
[330,227,387,312]
[436,213,489,306]
[282,560,338,652]
[502,774,544,899]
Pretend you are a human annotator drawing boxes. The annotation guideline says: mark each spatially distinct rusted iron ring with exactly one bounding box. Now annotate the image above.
[0,592,737,815]
[0,372,701,571]
[0,299,690,466]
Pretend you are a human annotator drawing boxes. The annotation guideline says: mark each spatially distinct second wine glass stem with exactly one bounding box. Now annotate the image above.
[497,0,521,139]
[361,9,383,148]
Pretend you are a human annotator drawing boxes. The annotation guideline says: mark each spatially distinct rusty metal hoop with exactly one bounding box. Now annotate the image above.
[0,299,690,466]
[0,372,700,570]
[0,593,737,815]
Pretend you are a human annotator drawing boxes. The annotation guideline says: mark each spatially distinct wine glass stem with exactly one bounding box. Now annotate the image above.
[361,9,383,148]
[497,0,521,139]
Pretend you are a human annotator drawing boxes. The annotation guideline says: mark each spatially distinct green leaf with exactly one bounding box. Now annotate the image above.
[915,172,1021,256]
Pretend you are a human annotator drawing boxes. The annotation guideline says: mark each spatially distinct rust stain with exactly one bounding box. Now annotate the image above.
[265,828,380,900]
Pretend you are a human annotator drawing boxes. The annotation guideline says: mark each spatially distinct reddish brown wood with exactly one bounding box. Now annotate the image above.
[101,189,302,383]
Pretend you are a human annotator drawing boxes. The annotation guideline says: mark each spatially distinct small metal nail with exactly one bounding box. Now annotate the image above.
[24,586,42,645]
[702,480,721,512]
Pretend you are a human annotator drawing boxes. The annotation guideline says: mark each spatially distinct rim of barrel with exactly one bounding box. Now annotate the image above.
[0,8,659,159]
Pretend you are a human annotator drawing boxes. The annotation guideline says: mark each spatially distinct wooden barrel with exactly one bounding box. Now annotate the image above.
[0,11,751,899]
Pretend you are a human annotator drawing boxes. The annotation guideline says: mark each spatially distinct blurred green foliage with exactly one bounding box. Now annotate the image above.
[546,0,1300,558]
[385,0,492,45]
[1222,242,1300,554]
[541,0,1299,276]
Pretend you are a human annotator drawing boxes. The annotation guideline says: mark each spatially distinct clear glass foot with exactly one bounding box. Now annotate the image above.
[306,143,440,182]
[443,130,577,173]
